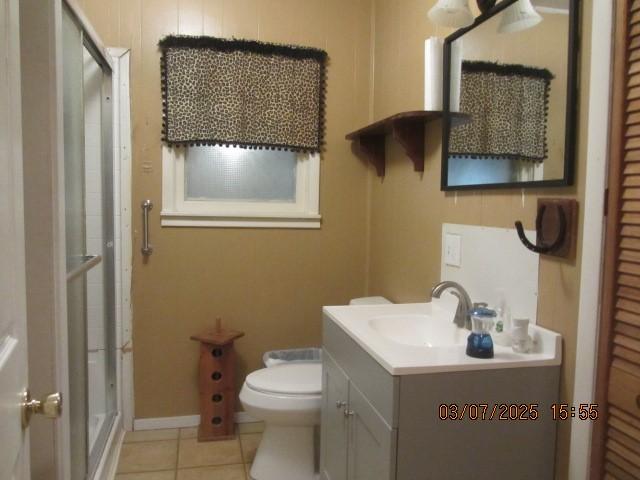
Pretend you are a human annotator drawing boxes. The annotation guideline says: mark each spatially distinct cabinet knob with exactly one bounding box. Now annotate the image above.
[344,409,355,418]
[336,401,347,409]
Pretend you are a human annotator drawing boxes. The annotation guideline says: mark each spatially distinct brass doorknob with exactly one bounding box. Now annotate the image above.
[22,390,62,428]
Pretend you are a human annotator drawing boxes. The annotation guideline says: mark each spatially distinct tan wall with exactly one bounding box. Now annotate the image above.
[368,1,590,478]
[77,0,373,418]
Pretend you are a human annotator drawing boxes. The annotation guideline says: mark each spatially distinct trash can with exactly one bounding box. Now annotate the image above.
[263,347,322,367]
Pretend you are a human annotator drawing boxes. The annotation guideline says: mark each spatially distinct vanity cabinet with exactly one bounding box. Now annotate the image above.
[347,380,397,480]
[321,352,397,480]
[321,354,349,480]
[321,315,561,480]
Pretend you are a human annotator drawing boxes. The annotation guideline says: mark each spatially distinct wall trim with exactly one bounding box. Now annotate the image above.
[107,47,135,433]
[568,1,613,478]
[161,146,321,229]
[133,412,258,431]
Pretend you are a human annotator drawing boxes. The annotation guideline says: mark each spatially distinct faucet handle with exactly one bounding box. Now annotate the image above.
[472,302,488,309]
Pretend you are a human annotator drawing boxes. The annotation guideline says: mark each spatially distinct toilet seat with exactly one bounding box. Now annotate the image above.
[240,383,321,413]
[245,363,321,396]
[240,378,321,426]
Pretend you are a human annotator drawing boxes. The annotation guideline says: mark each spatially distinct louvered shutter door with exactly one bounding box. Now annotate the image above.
[600,1,640,478]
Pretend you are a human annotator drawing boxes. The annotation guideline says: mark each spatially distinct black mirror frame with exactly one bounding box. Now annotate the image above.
[441,0,581,191]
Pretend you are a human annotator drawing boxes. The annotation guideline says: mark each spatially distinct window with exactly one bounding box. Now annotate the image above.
[162,145,320,228]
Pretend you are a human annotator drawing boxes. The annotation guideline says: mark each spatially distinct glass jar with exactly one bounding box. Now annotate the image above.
[466,306,497,359]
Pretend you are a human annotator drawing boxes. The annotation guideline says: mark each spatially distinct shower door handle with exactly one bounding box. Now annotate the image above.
[141,200,153,256]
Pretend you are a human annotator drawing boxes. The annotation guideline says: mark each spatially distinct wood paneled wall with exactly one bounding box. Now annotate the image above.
[78,2,594,477]
[76,0,373,418]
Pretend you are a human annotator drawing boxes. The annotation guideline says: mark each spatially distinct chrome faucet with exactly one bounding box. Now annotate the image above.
[431,281,473,330]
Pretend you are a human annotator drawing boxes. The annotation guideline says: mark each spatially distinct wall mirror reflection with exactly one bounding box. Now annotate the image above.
[441,0,580,190]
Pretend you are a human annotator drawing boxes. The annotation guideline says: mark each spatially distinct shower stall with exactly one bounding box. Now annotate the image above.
[62,5,119,478]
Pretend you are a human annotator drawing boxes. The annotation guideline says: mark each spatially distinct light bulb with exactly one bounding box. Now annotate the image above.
[498,0,543,34]
[428,0,475,28]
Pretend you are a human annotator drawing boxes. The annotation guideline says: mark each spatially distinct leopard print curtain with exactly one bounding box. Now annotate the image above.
[159,36,327,152]
[449,61,553,162]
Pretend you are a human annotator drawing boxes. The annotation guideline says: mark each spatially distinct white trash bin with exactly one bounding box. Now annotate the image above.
[262,347,322,367]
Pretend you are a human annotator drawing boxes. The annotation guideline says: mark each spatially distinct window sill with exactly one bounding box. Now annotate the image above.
[160,211,322,229]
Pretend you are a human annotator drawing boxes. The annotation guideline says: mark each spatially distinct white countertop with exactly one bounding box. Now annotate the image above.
[323,300,562,376]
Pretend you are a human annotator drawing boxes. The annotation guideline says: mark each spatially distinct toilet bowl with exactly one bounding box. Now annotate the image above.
[240,363,322,480]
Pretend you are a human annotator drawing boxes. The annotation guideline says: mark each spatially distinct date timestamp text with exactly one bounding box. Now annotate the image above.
[438,403,599,421]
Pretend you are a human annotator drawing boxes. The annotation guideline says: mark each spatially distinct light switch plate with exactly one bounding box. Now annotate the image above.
[444,233,462,267]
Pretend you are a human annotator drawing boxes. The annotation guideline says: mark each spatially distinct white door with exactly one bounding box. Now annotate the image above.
[0,0,30,478]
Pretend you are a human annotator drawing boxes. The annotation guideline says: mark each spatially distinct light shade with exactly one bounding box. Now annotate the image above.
[498,0,542,33]
[428,0,475,28]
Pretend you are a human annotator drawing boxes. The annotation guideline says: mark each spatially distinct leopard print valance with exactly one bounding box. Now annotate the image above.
[159,36,328,152]
[449,61,553,163]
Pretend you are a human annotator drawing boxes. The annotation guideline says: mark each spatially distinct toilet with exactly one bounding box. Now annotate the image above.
[240,363,322,480]
[240,297,390,480]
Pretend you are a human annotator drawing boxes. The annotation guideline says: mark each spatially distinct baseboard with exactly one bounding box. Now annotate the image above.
[133,412,258,431]
[133,415,200,431]
[235,411,258,424]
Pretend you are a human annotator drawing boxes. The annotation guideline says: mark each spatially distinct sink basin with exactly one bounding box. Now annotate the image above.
[368,314,467,347]
[322,297,563,375]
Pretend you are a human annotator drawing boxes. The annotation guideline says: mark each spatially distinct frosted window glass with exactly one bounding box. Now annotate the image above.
[185,146,298,202]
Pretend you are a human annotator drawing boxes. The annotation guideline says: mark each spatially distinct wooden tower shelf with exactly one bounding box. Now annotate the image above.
[191,319,244,442]
[345,110,468,176]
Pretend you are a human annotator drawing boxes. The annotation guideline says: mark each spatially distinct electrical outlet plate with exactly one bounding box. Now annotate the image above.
[444,233,462,267]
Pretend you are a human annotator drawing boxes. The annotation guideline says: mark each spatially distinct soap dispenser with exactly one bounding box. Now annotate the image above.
[466,304,497,359]
[493,293,512,347]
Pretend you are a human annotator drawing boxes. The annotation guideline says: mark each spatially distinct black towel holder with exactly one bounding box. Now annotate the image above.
[515,204,567,255]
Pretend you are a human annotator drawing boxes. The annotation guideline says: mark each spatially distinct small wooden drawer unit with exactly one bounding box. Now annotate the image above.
[191,323,244,442]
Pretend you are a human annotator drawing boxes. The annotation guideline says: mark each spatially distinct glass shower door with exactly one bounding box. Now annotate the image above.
[62,5,117,479]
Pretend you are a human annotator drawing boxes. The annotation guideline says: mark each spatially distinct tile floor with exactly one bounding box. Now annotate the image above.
[115,423,263,480]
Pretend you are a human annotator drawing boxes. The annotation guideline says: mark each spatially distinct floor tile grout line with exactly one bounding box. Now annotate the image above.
[179,459,247,469]
[176,463,247,471]
[116,470,176,476]
[118,464,248,477]
[118,428,255,477]
[116,433,181,475]
[123,428,181,444]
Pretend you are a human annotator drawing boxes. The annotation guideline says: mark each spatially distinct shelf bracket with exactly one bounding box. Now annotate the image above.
[356,135,386,177]
[392,119,425,173]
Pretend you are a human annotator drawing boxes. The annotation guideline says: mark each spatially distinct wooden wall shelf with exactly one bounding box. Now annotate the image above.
[345,110,468,176]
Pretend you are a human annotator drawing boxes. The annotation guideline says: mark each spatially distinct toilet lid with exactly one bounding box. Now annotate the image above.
[246,363,322,395]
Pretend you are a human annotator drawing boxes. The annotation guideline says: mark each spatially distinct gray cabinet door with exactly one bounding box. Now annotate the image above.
[348,382,397,480]
[321,352,350,480]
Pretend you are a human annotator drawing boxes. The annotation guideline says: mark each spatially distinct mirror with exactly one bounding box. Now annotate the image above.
[441,0,579,190]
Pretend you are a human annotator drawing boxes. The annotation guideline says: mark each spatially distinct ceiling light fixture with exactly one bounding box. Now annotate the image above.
[498,0,543,33]
[427,0,475,28]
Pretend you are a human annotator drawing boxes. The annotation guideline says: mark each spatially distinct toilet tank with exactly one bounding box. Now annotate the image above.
[349,296,392,305]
